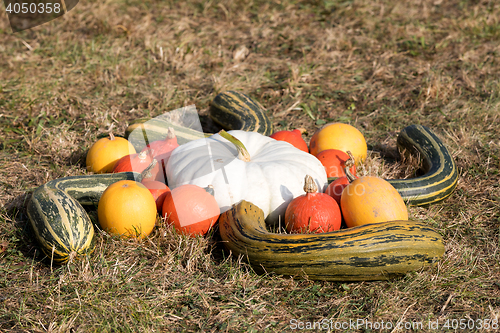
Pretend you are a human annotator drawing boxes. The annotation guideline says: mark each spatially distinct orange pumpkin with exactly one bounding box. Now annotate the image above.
[112,150,163,183]
[341,176,408,228]
[309,123,367,165]
[112,150,156,173]
[326,176,350,205]
[162,184,220,237]
[86,133,136,173]
[285,175,341,233]
[141,128,179,183]
[97,180,157,239]
[315,149,356,178]
[142,179,170,211]
[270,129,309,153]
[141,127,179,165]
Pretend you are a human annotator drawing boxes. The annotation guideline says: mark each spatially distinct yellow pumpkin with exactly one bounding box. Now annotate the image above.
[86,133,136,173]
[97,180,157,239]
[309,123,367,165]
[340,176,408,228]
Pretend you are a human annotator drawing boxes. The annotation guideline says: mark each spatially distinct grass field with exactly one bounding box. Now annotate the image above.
[1,0,500,331]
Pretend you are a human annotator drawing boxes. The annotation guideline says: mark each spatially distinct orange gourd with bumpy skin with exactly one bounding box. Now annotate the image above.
[285,175,342,233]
[86,133,136,174]
[97,180,157,239]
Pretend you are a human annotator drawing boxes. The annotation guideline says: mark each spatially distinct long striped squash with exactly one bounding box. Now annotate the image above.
[27,172,138,264]
[219,200,445,281]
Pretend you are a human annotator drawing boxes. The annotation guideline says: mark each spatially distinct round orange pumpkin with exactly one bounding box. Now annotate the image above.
[162,184,220,237]
[326,176,350,205]
[270,129,309,153]
[142,179,170,211]
[141,128,179,166]
[141,128,179,183]
[86,133,136,173]
[285,175,342,233]
[315,149,357,178]
[97,180,157,239]
[309,123,367,165]
[340,176,408,228]
[112,149,162,181]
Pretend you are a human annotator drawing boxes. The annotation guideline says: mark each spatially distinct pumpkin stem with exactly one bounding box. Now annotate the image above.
[139,148,153,160]
[204,185,215,196]
[167,127,176,140]
[139,159,158,182]
[218,130,251,162]
[303,175,318,193]
[109,132,115,141]
[345,151,358,183]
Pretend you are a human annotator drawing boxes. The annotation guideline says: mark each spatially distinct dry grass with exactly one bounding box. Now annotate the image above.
[1,0,500,331]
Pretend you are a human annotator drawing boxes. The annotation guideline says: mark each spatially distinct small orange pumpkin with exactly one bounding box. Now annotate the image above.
[162,184,220,237]
[86,133,136,173]
[285,175,342,233]
[97,180,157,239]
[270,129,309,153]
[309,123,367,165]
[142,179,171,211]
[112,149,163,181]
[141,127,179,165]
[113,149,152,172]
[141,128,179,182]
[315,149,357,178]
[326,176,350,206]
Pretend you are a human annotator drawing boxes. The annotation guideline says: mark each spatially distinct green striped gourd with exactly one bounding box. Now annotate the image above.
[27,172,139,264]
[219,200,444,281]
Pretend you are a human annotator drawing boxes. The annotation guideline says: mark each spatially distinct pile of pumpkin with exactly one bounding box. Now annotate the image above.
[86,122,408,239]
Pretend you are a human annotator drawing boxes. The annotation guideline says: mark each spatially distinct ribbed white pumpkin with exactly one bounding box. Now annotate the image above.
[166,130,328,224]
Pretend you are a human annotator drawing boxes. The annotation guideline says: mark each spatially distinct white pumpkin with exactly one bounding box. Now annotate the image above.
[166,130,328,224]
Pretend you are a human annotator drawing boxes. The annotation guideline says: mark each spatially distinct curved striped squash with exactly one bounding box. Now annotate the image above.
[209,91,273,136]
[219,200,445,281]
[27,172,139,264]
[389,124,458,206]
[27,185,95,264]
[323,125,458,206]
